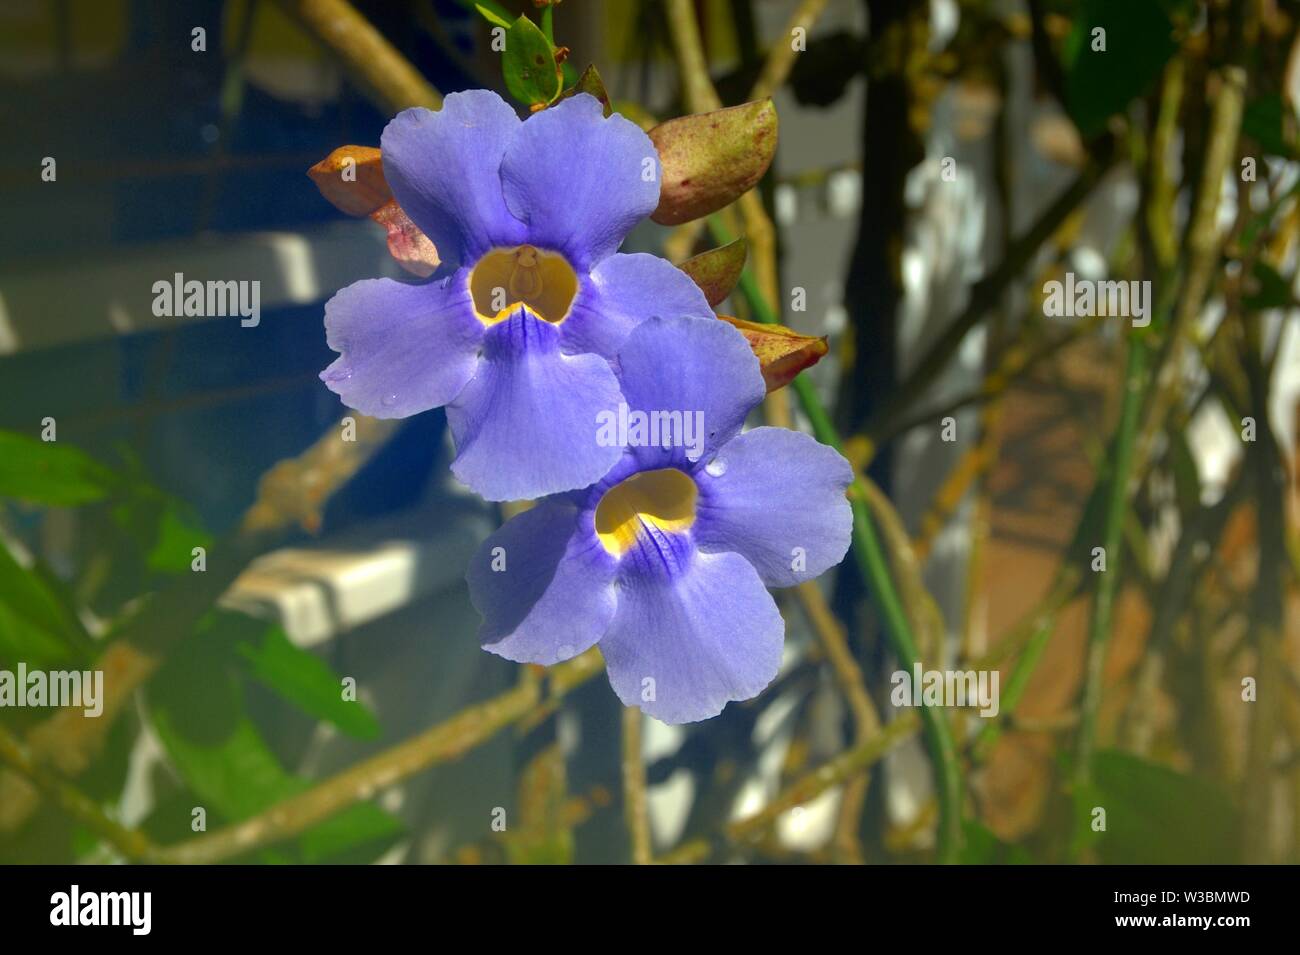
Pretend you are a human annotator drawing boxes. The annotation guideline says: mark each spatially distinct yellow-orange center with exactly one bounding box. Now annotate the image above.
[469,245,578,325]
[594,468,698,556]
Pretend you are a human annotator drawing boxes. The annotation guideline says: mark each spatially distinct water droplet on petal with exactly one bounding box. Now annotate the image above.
[381,393,397,408]
[705,458,727,478]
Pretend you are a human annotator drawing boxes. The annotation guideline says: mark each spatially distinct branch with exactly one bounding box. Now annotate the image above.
[620,707,652,865]
[749,0,831,102]
[274,0,442,113]
[0,724,157,862]
[152,650,603,864]
[665,0,722,112]
[792,580,880,862]
[862,143,1118,460]
[658,711,921,864]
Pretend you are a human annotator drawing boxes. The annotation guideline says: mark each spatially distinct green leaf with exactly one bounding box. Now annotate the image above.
[148,499,211,573]
[236,625,380,740]
[556,63,612,117]
[0,430,116,506]
[1242,95,1294,158]
[502,15,561,106]
[679,237,748,307]
[0,538,91,667]
[148,636,399,861]
[1244,260,1296,311]
[151,685,296,822]
[1090,749,1240,864]
[1063,0,1177,138]
[299,803,401,863]
[112,491,213,575]
[959,819,1033,864]
[470,0,513,30]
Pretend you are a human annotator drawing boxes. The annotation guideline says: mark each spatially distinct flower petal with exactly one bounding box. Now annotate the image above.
[500,94,660,270]
[614,315,765,465]
[694,427,854,587]
[320,273,483,419]
[562,253,713,361]
[600,548,784,724]
[446,309,624,501]
[468,501,617,665]
[380,91,526,266]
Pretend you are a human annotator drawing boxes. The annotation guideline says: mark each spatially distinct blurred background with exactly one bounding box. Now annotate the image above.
[0,0,1297,864]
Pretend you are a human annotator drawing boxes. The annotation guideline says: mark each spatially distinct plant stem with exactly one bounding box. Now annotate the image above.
[541,5,554,44]
[749,0,830,101]
[712,216,965,863]
[659,711,921,864]
[0,725,157,863]
[621,707,652,865]
[153,650,604,864]
[275,0,441,112]
[1072,336,1148,787]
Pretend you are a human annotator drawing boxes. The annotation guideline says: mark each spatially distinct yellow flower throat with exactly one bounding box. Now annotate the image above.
[470,245,578,325]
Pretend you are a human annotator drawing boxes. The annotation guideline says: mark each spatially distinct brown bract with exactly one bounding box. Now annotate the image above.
[371,200,440,278]
[649,99,778,226]
[307,145,391,217]
[308,145,439,277]
[716,314,827,392]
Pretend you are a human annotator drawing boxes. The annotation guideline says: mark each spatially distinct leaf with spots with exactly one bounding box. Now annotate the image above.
[503,15,561,107]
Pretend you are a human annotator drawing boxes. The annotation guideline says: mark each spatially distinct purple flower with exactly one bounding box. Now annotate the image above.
[320,91,713,501]
[466,316,855,723]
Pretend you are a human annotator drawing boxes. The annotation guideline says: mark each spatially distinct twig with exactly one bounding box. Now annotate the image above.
[621,707,653,864]
[792,580,880,862]
[664,0,723,114]
[0,724,157,863]
[749,0,831,101]
[717,214,966,859]
[274,0,442,113]
[1136,63,1246,468]
[861,146,1117,460]
[814,408,962,849]
[1071,336,1148,789]
[1240,312,1289,863]
[658,711,921,864]
[153,650,604,864]
[872,314,1101,454]
[666,0,792,431]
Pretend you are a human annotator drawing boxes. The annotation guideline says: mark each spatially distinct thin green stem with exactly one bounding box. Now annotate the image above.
[711,215,965,862]
[972,613,1055,760]
[1072,337,1148,788]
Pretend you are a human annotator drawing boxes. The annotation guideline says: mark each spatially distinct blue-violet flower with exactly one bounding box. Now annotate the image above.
[320,90,713,501]
[466,315,854,723]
